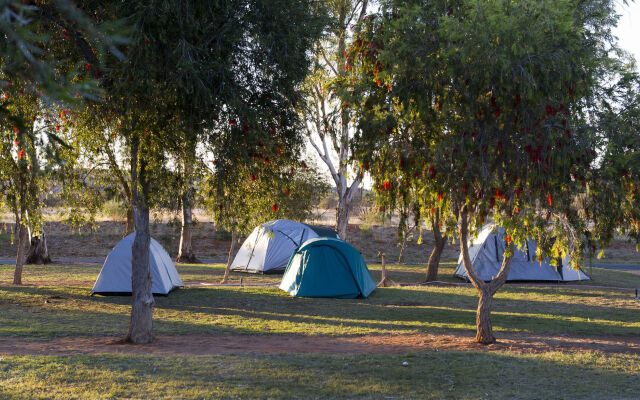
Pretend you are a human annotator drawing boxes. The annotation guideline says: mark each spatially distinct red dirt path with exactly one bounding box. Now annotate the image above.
[1,332,639,357]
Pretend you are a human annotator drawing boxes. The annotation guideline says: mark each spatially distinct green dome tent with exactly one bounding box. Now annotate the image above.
[279,237,376,298]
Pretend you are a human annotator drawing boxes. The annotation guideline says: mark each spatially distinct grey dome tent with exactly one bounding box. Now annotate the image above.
[230,219,339,274]
[92,233,183,295]
[454,225,590,282]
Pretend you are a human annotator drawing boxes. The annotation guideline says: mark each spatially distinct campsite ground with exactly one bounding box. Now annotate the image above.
[1,262,640,399]
[1,213,640,399]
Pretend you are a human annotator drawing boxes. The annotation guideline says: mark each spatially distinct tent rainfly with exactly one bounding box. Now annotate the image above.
[279,237,376,298]
[230,219,339,274]
[454,225,590,282]
[92,233,183,295]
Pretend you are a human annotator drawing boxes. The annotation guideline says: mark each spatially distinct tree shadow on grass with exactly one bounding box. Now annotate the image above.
[0,351,638,399]
[1,285,639,339]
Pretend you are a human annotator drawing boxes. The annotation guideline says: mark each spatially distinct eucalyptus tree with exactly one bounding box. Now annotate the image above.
[302,0,369,240]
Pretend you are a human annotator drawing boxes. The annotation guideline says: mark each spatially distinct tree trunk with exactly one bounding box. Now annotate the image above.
[13,222,28,285]
[476,287,495,344]
[26,227,51,264]
[125,133,154,344]
[458,206,513,345]
[425,209,444,282]
[125,206,135,236]
[176,189,199,263]
[221,229,237,284]
[336,194,350,240]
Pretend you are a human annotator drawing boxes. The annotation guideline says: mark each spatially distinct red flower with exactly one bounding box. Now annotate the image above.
[547,193,553,206]
[505,236,511,243]
[230,119,236,126]
[212,159,217,165]
[14,139,19,147]
[438,192,443,201]
[431,207,435,214]
[250,174,255,181]
[272,203,278,212]
[383,181,390,190]
[264,157,270,165]
[18,149,25,159]
[56,125,60,131]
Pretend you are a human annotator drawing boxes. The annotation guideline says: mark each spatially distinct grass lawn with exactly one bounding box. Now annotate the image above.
[1,263,639,399]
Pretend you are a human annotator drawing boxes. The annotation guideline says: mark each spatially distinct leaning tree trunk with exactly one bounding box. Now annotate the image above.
[125,133,154,344]
[13,222,28,285]
[425,209,445,282]
[459,206,513,344]
[221,229,238,284]
[398,225,415,263]
[176,156,198,263]
[26,227,51,264]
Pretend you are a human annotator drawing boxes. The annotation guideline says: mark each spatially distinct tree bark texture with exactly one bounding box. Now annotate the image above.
[221,229,237,284]
[336,194,350,240]
[125,206,135,236]
[459,206,513,344]
[26,227,51,264]
[13,223,28,285]
[425,209,445,282]
[125,133,155,344]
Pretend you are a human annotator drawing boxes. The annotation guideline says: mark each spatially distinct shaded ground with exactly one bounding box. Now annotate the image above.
[1,331,639,356]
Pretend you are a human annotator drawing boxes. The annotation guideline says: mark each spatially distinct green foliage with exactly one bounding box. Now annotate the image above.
[345,0,628,268]
[203,159,330,235]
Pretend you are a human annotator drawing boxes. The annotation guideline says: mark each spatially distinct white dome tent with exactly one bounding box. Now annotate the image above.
[455,225,590,282]
[92,233,183,295]
[230,219,339,274]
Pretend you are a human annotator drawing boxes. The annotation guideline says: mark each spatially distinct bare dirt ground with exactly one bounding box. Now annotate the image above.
[1,332,639,356]
[0,214,461,263]
[3,208,639,264]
